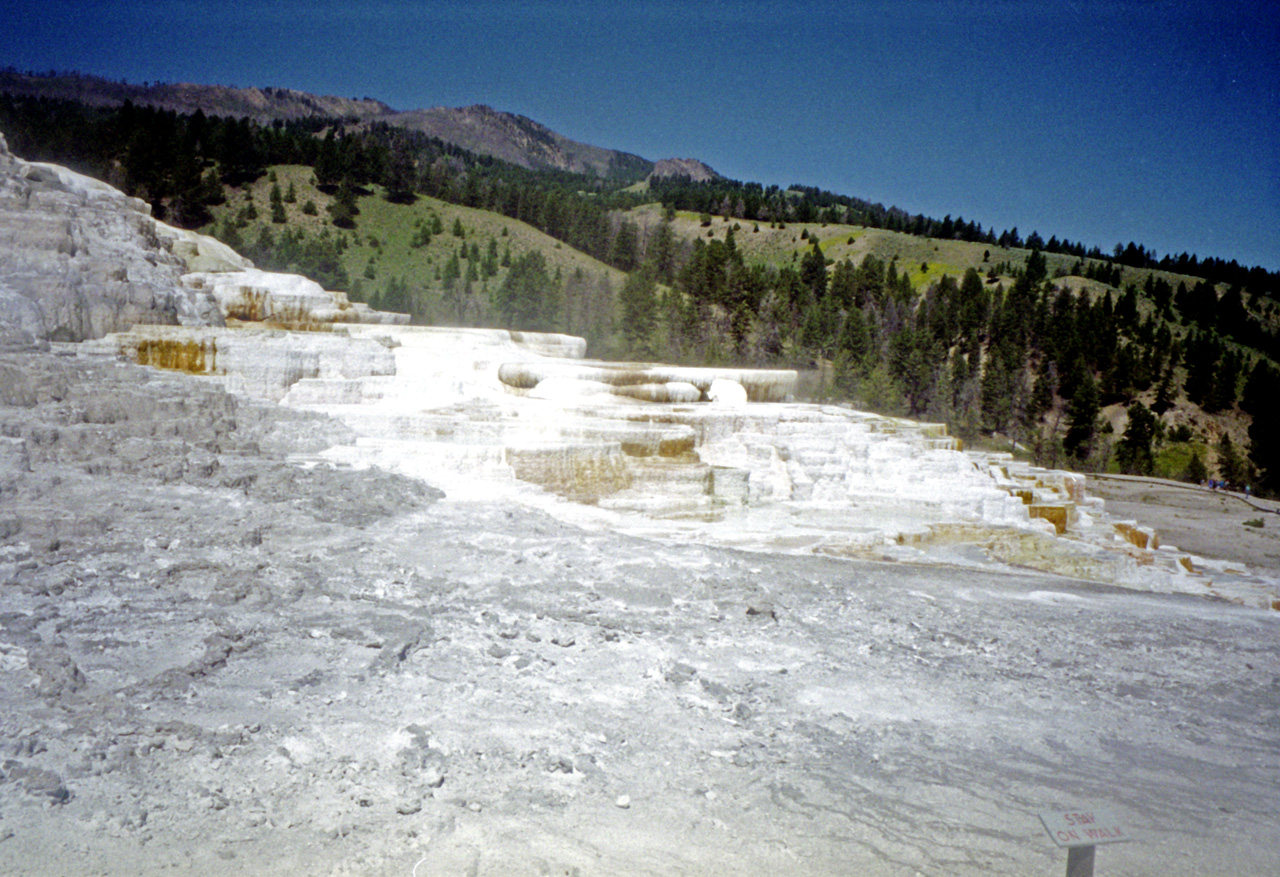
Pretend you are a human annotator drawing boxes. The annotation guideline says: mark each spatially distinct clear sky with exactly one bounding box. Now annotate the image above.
[5,0,1278,270]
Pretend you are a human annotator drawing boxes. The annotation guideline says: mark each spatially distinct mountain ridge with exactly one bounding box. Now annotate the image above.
[0,69,717,182]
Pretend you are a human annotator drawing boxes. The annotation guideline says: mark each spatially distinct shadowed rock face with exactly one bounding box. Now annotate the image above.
[648,157,719,182]
[0,132,234,342]
[0,131,416,345]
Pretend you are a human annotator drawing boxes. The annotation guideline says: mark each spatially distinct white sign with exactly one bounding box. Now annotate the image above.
[1039,808,1130,847]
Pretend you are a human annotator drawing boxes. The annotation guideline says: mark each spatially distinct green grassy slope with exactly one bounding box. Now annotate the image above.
[624,203,1221,297]
[204,165,627,329]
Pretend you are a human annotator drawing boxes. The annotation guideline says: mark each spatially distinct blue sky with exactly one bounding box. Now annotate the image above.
[5,0,1278,270]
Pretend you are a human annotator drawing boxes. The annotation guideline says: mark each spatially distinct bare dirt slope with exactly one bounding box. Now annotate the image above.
[1087,474,1280,577]
[2,353,1278,876]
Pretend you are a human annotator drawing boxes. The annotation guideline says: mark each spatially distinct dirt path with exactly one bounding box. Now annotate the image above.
[1086,474,1280,574]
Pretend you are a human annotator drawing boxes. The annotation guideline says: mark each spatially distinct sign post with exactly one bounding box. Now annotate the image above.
[1038,807,1130,877]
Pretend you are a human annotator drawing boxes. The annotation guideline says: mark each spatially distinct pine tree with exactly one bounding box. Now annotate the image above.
[799,240,827,300]
[1182,332,1217,407]
[442,251,461,292]
[1152,370,1176,414]
[619,270,659,358]
[1185,450,1208,484]
[1028,360,1056,424]
[859,362,905,416]
[1216,433,1247,486]
[980,344,1015,433]
[484,238,499,277]
[384,140,417,204]
[1116,402,1157,475]
[327,178,359,229]
[1245,364,1280,493]
[314,130,342,190]
[494,251,558,331]
[609,220,640,272]
[269,182,287,224]
[1205,352,1240,413]
[646,219,677,285]
[218,216,243,250]
[1063,372,1100,464]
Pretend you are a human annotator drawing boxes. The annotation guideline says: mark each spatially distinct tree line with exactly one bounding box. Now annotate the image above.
[649,177,1279,302]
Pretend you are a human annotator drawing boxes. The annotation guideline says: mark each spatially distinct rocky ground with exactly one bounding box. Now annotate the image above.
[2,351,1278,876]
[1086,474,1280,577]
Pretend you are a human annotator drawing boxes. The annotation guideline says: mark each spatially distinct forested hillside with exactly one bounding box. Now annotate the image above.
[3,90,1277,492]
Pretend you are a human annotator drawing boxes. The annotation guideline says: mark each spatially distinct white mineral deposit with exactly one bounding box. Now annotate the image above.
[2,133,1278,876]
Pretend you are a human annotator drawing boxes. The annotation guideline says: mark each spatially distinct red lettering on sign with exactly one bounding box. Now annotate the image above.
[1040,808,1128,848]
[1083,826,1123,840]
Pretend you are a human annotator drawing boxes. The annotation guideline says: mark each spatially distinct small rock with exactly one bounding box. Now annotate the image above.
[615,795,631,809]
[396,797,422,816]
[3,762,72,804]
[467,801,482,813]
[422,764,445,788]
[486,643,512,660]
[663,662,697,685]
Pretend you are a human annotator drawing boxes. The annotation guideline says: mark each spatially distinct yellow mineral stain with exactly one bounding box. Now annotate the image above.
[1114,522,1149,549]
[505,446,632,502]
[134,338,216,374]
[1029,504,1069,535]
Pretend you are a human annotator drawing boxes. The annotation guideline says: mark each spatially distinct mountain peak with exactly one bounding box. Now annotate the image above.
[649,157,720,183]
